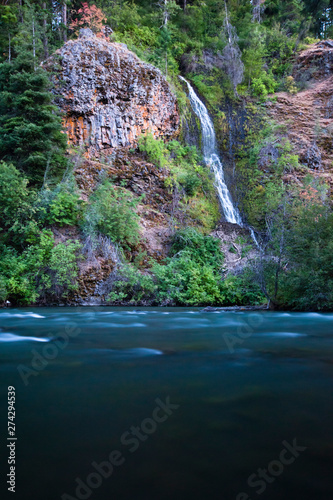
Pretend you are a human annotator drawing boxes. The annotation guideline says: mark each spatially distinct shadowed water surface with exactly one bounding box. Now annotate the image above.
[0,307,333,500]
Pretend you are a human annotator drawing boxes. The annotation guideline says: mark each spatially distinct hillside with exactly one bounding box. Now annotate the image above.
[268,41,333,190]
[1,0,333,310]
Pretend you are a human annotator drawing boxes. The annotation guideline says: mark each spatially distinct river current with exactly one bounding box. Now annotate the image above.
[0,307,332,499]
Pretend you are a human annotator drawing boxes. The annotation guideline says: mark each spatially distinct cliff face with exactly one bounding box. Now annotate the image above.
[266,40,333,191]
[45,29,179,156]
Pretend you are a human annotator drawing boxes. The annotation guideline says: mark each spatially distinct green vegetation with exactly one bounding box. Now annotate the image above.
[0,52,67,185]
[139,134,220,232]
[83,180,142,249]
[38,177,84,227]
[250,185,333,310]
[0,161,31,230]
[236,121,304,228]
[108,228,264,306]
[0,0,333,309]
[0,231,81,304]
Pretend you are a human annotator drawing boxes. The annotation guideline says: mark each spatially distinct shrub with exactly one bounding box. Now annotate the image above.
[107,264,155,304]
[104,231,263,307]
[285,76,297,95]
[0,161,32,230]
[177,170,202,196]
[37,176,84,227]
[138,133,168,168]
[190,74,224,106]
[0,231,82,304]
[170,228,224,269]
[185,197,220,233]
[251,71,277,98]
[84,180,141,249]
[153,252,224,306]
[0,231,54,304]
[41,239,82,299]
[151,229,225,306]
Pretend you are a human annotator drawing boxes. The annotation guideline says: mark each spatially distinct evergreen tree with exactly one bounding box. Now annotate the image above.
[0,4,17,63]
[0,7,67,185]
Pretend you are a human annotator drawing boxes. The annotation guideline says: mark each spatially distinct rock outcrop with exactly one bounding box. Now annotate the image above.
[44,29,179,156]
[293,40,333,82]
[266,41,333,191]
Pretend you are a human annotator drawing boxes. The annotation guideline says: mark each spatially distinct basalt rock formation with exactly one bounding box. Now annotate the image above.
[44,29,179,156]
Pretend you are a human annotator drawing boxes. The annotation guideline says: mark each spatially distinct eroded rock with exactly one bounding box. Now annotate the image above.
[267,41,333,191]
[44,33,179,156]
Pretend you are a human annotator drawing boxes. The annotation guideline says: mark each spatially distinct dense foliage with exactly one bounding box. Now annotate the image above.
[107,227,264,306]
[0,0,332,309]
[83,180,142,249]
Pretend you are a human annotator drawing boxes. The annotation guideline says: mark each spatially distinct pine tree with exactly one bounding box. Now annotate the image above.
[0,7,67,185]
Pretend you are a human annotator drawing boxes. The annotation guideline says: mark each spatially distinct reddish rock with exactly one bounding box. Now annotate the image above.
[267,41,333,193]
[294,40,333,81]
[44,29,179,157]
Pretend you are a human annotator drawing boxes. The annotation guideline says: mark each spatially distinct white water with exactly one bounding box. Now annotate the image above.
[0,333,50,342]
[180,76,242,225]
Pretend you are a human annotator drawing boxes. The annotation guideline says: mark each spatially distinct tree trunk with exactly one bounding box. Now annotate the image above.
[19,0,23,22]
[32,18,36,70]
[63,2,67,42]
[42,2,49,60]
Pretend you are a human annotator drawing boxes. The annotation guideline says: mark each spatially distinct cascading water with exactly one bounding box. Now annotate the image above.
[179,76,242,225]
[180,76,259,246]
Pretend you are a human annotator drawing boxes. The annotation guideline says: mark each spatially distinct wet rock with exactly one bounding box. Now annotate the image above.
[201,305,268,312]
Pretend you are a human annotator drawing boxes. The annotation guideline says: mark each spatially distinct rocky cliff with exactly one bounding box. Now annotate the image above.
[44,29,179,157]
[266,40,333,191]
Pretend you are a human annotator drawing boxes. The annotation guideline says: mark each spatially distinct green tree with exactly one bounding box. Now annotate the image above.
[0,162,31,230]
[0,11,67,185]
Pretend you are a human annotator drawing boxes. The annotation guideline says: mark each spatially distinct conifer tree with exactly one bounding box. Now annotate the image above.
[0,7,67,185]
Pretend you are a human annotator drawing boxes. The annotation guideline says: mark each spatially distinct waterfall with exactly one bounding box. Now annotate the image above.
[179,76,242,225]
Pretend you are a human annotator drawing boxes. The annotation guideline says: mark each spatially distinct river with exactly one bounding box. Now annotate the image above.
[0,307,332,499]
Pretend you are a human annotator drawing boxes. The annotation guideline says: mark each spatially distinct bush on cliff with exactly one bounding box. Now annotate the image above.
[138,134,219,232]
[138,133,169,168]
[37,176,84,227]
[107,264,156,304]
[83,180,141,250]
[170,227,224,269]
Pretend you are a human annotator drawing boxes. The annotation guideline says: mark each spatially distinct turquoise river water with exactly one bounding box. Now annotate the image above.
[0,307,333,500]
